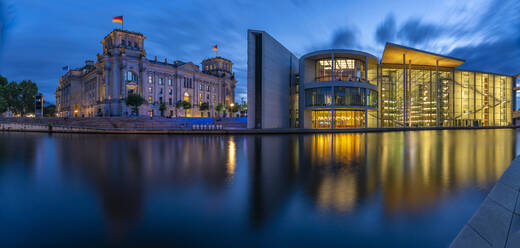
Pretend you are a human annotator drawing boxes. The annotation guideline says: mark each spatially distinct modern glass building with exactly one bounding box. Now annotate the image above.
[300,50,379,129]
[247,30,516,129]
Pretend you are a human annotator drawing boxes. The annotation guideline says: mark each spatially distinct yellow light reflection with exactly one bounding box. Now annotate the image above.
[227,137,236,176]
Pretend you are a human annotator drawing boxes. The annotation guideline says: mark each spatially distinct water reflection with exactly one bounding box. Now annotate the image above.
[0,129,516,247]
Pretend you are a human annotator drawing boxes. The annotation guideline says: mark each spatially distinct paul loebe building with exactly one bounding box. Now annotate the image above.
[247,30,517,129]
[56,29,236,117]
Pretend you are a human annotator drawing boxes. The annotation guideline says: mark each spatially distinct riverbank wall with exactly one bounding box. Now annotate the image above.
[0,121,514,135]
[451,156,520,247]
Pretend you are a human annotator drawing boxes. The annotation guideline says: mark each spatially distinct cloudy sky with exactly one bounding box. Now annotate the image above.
[0,0,518,103]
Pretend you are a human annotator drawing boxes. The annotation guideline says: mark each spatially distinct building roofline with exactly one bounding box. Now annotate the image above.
[300,49,378,61]
[381,42,465,67]
[202,56,232,64]
[103,29,145,40]
[248,29,296,58]
[385,42,465,63]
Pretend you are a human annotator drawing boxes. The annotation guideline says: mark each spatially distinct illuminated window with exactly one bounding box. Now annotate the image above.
[168,79,172,86]
[148,75,153,84]
[148,87,152,93]
[316,59,332,81]
[148,96,152,104]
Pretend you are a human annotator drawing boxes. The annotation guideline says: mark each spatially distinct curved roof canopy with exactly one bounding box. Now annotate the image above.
[381,42,465,68]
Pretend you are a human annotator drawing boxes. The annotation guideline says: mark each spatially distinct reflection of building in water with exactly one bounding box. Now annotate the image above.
[246,136,300,228]
[243,131,515,221]
[53,134,236,239]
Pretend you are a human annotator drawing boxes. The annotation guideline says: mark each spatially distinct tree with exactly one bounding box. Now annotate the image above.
[175,100,183,117]
[44,104,56,117]
[216,104,225,117]
[175,100,191,117]
[199,102,209,111]
[5,81,22,114]
[159,102,167,117]
[0,75,8,113]
[125,93,145,116]
[19,80,38,114]
[239,98,247,116]
[182,101,191,116]
[230,102,239,116]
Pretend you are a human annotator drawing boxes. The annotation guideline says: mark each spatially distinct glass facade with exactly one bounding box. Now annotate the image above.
[334,110,365,128]
[311,110,366,129]
[315,58,367,82]
[316,60,333,82]
[333,58,365,82]
[379,66,512,128]
[312,110,332,128]
[305,87,332,107]
[334,87,365,106]
[299,49,514,130]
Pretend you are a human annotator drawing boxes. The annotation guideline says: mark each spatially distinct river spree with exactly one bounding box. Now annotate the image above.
[0,129,518,247]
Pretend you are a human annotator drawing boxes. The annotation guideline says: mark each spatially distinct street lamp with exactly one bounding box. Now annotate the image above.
[229,103,235,118]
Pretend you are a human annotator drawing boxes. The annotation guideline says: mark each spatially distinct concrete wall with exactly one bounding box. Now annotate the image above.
[247,30,298,129]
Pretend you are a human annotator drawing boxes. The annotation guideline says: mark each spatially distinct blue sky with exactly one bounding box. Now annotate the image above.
[0,0,518,103]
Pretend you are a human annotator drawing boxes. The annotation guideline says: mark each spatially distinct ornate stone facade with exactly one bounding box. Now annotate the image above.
[56,29,236,117]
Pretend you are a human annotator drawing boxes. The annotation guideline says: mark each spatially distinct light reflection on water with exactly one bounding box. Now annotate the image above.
[0,129,517,247]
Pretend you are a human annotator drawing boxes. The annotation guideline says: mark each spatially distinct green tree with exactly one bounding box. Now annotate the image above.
[159,102,167,117]
[125,93,145,116]
[19,80,38,114]
[5,81,22,114]
[0,75,8,113]
[175,100,184,117]
[230,102,239,116]
[216,104,225,117]
[182,101,191,116]
[44,104,57,117]
[199,102,209,111]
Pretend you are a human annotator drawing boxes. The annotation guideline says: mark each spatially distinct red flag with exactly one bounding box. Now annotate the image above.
[112,16,123,23]
[213,45,218,51]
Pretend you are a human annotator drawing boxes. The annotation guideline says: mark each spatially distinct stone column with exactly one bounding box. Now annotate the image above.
[112,58,120,116]
[104,61,111,116]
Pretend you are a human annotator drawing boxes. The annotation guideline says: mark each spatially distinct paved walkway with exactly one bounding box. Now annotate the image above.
[451,156,520,247]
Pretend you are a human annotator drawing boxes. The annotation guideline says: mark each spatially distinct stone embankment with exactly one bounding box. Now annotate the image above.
[0,117,514,135]
[451,156,520,247]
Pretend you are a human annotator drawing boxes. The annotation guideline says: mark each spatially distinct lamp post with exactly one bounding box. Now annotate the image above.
[230,103,235,118]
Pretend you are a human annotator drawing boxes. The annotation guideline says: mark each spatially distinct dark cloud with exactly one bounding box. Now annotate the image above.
[331,27,358,48]
[375,14,396,44]
[449,0,520,75]
[396,19,444,46]
[450,36,520,75]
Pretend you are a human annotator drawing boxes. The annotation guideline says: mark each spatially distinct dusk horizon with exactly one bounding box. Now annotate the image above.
[0,0,518,103]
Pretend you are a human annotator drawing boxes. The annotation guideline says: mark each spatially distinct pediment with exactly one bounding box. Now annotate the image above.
[178,62,200,72]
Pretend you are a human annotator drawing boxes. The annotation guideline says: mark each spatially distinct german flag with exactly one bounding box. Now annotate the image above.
[213,45,218,51]
[112,16,123,23]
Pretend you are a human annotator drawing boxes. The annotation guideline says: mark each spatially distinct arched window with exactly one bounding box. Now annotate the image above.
[127,71,138,81]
